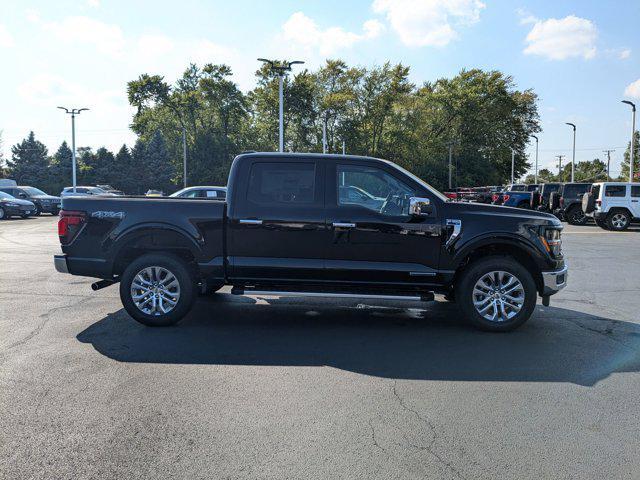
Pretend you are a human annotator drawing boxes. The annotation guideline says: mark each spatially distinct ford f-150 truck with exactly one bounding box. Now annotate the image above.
[54,152,567,332]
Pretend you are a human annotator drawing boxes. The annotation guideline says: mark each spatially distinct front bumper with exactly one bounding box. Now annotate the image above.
[4,205,34,216]
[54,255,69,273]
[38,202,61,213]
[541,264,568,295]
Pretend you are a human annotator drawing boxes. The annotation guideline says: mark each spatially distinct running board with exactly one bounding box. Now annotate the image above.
[231,288,434,302]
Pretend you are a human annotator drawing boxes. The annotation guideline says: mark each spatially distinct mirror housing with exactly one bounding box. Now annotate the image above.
[409,197,432,217]
[18,192,27,198]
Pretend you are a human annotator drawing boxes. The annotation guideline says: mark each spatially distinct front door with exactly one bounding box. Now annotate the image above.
[324,161,442,288]
[227,157,328,283]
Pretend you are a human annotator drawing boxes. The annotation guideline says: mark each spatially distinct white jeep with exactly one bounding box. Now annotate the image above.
[582,182,640,231]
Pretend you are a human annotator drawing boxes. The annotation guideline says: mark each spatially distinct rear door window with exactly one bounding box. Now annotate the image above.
[631,186,640,197]
[605,185,627,197]
[247,162,316,205]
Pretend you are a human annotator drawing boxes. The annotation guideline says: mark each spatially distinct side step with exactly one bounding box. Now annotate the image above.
[230,287,434,302]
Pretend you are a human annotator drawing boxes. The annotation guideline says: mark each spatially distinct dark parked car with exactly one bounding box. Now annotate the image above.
[0,186,61,215]
[0,191,36,219]
[54,152,567,332]
[552,183,592,225]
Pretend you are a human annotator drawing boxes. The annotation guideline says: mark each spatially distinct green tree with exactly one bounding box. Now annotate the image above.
[130,139,147,194]
[7,132,50,189]
[145,130,174,193]
[112,144,134,193]
[619,130,639,181]
[49,141,73,193]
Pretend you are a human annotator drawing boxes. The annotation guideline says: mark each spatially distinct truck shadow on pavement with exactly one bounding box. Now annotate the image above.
[77,295,640,386]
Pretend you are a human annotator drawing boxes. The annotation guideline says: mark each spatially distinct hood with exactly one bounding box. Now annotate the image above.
[1,197,35,207]
[446,201,562,226]
[31,194,61,201]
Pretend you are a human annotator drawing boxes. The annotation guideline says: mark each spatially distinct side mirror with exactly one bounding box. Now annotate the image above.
[18,192,27,198]
[409,197,432,217]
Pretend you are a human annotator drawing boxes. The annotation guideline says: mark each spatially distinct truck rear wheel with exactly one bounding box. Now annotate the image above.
[607,210,631,231]
[455,256,537,332]
[119,253,196,326]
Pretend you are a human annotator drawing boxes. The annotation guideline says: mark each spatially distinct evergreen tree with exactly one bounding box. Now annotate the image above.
[92,147,116,186]
[145,130,174,193]
[113,144,134,193]
[49,141,73,194]
[130,139,147,195]
[7,132,50,189]
[619,130,639,181]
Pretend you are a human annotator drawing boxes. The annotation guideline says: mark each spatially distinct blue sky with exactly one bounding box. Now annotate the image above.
[1,0,638,177]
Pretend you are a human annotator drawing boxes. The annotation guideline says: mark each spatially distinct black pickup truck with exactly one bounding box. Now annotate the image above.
[54,152,567,332]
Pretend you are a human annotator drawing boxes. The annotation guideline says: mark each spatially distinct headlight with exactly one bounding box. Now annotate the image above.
[540,227,562,257]
[5,202,19,207]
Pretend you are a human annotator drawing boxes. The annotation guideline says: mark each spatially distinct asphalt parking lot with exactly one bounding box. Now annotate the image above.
[1,216,639,479]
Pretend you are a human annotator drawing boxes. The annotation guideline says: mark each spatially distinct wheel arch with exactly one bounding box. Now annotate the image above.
[452,237,545,294]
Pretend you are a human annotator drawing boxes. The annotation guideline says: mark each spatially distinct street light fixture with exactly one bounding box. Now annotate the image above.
[57,107,89,193]
[531,135,539,184]
[565,123,576,183]
[258,58,304,152]
[622,100,636,182]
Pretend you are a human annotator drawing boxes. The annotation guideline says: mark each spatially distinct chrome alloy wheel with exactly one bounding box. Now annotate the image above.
[131,266,181,316]
[472,271,525,323]
[611,213,628,229]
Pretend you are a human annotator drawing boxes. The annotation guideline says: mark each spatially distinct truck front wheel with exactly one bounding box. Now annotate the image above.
[120,253,196,326]
[455,256,537,332]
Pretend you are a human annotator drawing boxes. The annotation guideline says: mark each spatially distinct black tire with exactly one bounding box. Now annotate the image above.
[21,213,30,219]
[33,206,41,216]
[51,208,60,216]
[0,207,6,220]
[595,218,609,230]
[530,191,541,209]
[566,205,588,225]
[606,210,631,231]
[455,255,537,332]
[119,253,196,326]
[549,192,561,211]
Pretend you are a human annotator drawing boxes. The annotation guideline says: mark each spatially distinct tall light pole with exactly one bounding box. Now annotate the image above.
[182,127,187,188]
[258,58,304,152]
[622,100,636,182]
[57,107,89,193]
[565,123,576,182]
[531,135,539,184]
[511,148,515,184]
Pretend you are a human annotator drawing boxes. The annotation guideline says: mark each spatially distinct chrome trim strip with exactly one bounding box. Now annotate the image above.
[239,219,263,225]
[332,222,356,228]
[445,219,462,249]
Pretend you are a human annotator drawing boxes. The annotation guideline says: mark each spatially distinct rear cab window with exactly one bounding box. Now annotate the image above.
[248,162,316,205]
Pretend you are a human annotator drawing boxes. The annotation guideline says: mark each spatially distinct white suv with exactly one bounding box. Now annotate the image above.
[582,182,640,231]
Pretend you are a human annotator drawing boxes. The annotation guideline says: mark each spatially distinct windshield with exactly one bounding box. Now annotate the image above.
[0,191,16,199]
[90,187,108,194]
[169,188,189,197]
[390,163,449,202]
[22,187,47,196]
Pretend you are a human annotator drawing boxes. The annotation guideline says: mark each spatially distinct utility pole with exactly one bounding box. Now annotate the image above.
[531,135,539,184]
[448,142,454,189]
[511,149,515,184]
[322,114,327,154]
[258,58,305,152]
[556,155,565,181]
[565,123,576,182]
[602,149,615,181]
[57,107,89,193]
[182,127,187,188]
[622,100,636,182]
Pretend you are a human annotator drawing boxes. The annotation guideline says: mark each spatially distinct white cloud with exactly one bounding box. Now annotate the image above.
[87,0,100,7]
[624,79,640,99]
[281,12,383,56]
[0,24,14,47]
[25,9,40,23]
[523,15,597,60]
[136,34,175,59]
[516,8,537,25]
[372,0,485,47]
[619,48,631,59]
[44,16,126,58]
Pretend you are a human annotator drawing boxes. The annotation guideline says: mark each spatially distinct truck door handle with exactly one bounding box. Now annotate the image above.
[333,222,356,228]
[239,219,263,225]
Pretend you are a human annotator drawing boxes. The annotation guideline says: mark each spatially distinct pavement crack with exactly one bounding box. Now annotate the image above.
[391,380,468,480]
[368,418,387,454]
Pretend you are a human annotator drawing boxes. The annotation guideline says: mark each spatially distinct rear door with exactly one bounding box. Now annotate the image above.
[630,186,640,218]
[227,157,328,282]
[324,160,442,287]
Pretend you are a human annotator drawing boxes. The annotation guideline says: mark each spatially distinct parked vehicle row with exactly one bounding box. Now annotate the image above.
[0,185,60,216]
[0,191,36,219]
